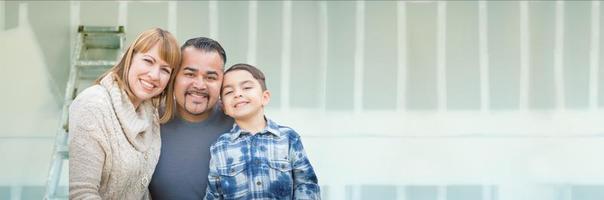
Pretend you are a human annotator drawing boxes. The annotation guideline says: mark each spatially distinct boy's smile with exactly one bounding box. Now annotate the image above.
[233,100,250,109]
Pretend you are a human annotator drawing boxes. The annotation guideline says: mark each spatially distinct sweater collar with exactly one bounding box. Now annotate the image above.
[100,73,157,152]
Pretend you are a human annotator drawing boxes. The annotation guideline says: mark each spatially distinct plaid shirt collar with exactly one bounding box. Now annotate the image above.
[228,116,282,141]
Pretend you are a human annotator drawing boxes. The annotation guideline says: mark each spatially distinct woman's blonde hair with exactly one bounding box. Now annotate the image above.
[96,27,181,124]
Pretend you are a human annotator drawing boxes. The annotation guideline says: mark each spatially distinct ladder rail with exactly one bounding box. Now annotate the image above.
[44,25,124,200]
[44,28,83,200]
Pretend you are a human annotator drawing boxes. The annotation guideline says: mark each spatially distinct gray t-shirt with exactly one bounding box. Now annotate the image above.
[149,106,234,200]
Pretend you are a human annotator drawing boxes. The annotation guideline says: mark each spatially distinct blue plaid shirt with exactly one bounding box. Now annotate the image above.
[204,118,320,200]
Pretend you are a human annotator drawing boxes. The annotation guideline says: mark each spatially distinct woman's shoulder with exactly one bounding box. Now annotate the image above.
[68,85,114,137]
[70,84,111,114]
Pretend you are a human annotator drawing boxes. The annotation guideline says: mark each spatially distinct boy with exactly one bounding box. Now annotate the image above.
[204,63,320,200]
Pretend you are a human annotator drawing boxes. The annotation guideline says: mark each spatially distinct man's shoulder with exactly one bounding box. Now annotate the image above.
[212,109,235,128]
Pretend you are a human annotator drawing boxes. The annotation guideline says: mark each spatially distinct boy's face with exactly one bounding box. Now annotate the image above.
[221,70,270,120]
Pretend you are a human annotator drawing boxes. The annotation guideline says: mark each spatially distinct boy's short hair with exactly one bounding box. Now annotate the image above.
[224,63,267,91]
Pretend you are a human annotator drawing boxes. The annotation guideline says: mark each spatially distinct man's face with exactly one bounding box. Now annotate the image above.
[174,47,224,121]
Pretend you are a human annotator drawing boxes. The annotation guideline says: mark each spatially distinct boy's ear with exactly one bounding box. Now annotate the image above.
[261,90,271,106]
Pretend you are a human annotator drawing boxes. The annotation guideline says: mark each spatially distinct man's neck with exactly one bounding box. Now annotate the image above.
[235,111,266,134]
[178,107,212,123]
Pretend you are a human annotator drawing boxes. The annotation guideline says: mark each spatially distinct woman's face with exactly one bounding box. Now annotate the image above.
[127,43,173,106]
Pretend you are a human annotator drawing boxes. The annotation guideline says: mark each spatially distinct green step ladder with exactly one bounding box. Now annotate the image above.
[44,25,125,200]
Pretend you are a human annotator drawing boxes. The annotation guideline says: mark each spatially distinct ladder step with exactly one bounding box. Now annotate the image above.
[76,60,116,68]
[83,35,123,49]
[78,25,124,33]
[79,25,124,49]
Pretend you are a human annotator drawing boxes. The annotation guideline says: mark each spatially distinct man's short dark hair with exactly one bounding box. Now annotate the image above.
[181,37,227,65]
[224,63,267,91]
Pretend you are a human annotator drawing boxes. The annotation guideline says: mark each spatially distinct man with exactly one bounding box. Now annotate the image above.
[149,37,234,199]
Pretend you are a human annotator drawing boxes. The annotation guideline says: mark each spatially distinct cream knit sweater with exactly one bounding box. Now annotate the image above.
[69,74,161,200]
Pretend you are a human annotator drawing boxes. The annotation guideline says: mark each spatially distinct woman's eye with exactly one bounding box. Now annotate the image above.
[161,68,171,74]
[144,59,152,64]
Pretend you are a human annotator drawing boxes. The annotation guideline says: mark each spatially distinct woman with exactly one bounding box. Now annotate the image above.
[69,28,181,199]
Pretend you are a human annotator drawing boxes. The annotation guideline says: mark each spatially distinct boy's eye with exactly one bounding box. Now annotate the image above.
[224,91,233,96]
[243,87,252,90]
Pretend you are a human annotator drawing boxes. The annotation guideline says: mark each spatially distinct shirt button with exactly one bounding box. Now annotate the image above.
[142,176,148,185]
[144,153,148,160]
[256,181,262,186]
